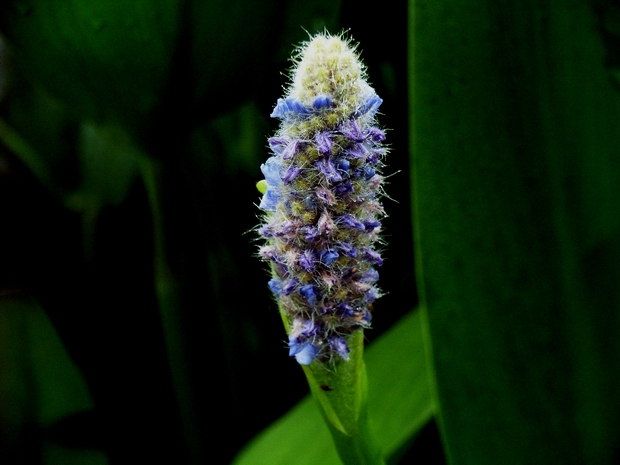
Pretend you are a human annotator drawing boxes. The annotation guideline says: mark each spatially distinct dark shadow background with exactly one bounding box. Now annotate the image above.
[0,1,430,463]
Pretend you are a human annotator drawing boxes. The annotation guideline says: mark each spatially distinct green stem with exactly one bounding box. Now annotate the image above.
[280,304,385,464]
[139,157,200,464]
[304,355,385,465]
[0,117,55,191]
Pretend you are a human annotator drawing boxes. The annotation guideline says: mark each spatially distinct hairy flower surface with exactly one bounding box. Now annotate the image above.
[257,33,387,365]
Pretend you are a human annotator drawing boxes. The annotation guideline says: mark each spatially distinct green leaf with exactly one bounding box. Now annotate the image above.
[0,0,343,128]
[232,309,434,465]
[0,0,180,125]
[411,1,620,463]
[0,296,106,463]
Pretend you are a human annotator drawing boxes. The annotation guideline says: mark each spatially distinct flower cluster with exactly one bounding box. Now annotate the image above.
[257,33,387,365]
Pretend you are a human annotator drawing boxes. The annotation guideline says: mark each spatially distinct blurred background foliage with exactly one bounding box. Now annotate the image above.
[0,0,418,464]
[3,0,620,464]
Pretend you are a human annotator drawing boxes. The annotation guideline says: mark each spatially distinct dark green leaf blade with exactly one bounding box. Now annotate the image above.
[411,1,620,463]
[0,0,180,125]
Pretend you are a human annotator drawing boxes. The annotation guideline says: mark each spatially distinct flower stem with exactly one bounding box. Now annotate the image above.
[282,308,385,464]
[303,332,385,465]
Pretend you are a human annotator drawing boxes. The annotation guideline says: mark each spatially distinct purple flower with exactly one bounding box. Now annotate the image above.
[301,226,319,241]
[339,242,357,258]
[268,137,289,154]
[339,214,366,230]
[316,187,336,205]
[364,288,379,304]
[336,303,355,316]
[316,132,333,155]
[282,279,298,296]
[299,250,316,271]
[341,120,365,142]
[363,248,384,266]
[365,127,386,142]
[316,159,342,184]
[282,139,303,160]
[282,165,302,184]
[361,268,379,284]
[345,143,367,159]
[367,148,385,164]
[334,182,354,196]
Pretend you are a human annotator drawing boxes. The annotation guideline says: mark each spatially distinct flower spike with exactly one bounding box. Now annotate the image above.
[257,32,387,365]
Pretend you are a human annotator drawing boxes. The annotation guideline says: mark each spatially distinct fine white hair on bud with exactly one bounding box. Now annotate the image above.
[257,32,387,365]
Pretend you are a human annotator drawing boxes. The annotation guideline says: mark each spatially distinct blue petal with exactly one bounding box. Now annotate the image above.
[261,157,282,186]
[312,95,332,109]
[287,97,310,115]
[288,336,302,356]
[336,158,350,171]
[289,339,319,365]
[365,288,379,304]
[339,242,358,258]
[364,220,381,231]
[268,278,282,297]
[295,344,318,364]
[356,93,383,117]
[361,268,379,283]
[271,97,311,119]
[321,249,339,265]
[334,182,354,196]
[270,98,288,118]
[259,187,280,211]
[299,284,318,306]
[364,166,376,179]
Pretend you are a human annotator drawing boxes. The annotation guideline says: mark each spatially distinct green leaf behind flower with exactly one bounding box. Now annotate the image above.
[232,309,434,464]
[411,1,620,463]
